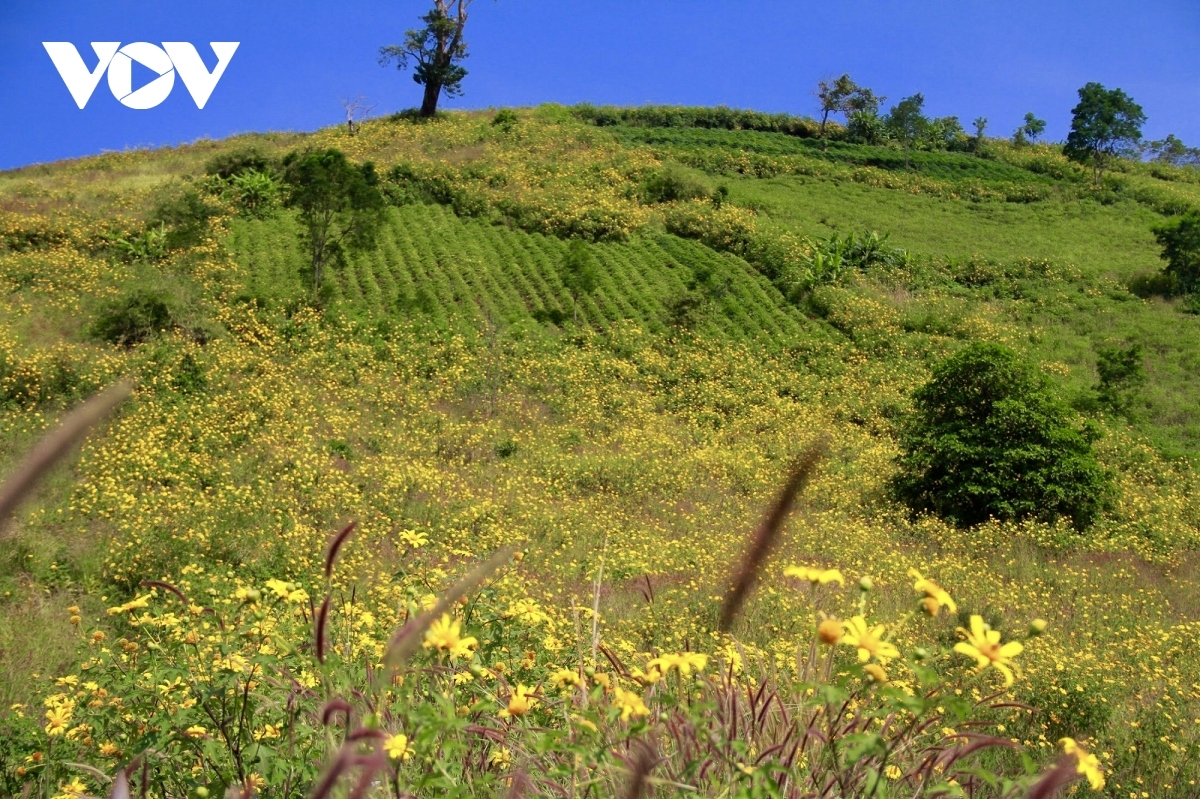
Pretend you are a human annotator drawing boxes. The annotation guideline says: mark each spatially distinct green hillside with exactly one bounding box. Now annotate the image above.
[2,106,1200,797]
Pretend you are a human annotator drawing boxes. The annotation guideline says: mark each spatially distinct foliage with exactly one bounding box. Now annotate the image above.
[815,74,883,144]
[204,146,277,181]
[146,184,223,251]
[1063,83,1147,183]
[1142,134,1200,168]
[845,111,887,146]
[884,94,929,169]
[1152,209,1200,293]
[491,108,518,132]
[88,289,176,348]
[571,103,822,138]
[894,342,1110,530]
[378,0,471,117]
[1013,112,1047,146]
[1094,342,1146,417]
[638,163,713,204]
[558,239,600,323]
[280,148,385,289]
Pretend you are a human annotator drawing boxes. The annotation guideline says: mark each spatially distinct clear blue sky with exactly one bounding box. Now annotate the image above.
[1,0,1197,171]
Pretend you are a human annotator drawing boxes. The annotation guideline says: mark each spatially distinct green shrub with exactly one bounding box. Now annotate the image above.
[893,342,1109,530]
[1095,342,1146,416]
[204,146,276,180]
[1153,209,1200,293]
[639,164,713,204]
[146,184,222,250]
[492,109,519,132]
[90,288,176,347]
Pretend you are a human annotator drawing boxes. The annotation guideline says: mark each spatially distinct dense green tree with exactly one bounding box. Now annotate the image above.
[559,240,599,322]
[1095,343,1146,417]
[972,116,988,155]
[884,94,929,169]
[1014,111,1046,145]
[379,0,473,118]
[1063,83,1146,183]
[1153,210,1200,293]
[893,342,1109,530]
[281,149,385,289]
[814,74,883,149]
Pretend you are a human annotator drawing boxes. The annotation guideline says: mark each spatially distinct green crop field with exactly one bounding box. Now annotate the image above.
[2,106,1200,798]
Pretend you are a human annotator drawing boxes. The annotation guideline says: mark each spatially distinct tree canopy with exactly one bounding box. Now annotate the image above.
[893,342,1109,531]
[884,94,928,169]
[379,0,472,118]
[815,75,883,148]
[1153,210,1200,294]
[281,149,385,290]
[1063,83,1146,183]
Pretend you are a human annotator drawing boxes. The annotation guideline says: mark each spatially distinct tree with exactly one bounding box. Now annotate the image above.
[281,149,385,290]
[339,95,378,135]
[1153,210,1200,293]
[884,94,929,169]
[815,74,883,149]
[1143,134,1200,168]
[559,240,599,323]
[1095,343,1146,417]
[892,342,1109,531]
[1015,112,1046,145]
[972,116,988,155]
[379,0,472,118]
[1063,83,1146,183]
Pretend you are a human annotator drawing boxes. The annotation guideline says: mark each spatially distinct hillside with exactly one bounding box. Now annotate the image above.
[2,106,1200,797]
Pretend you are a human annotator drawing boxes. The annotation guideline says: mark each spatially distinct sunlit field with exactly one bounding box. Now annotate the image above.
[2,107,1199,797]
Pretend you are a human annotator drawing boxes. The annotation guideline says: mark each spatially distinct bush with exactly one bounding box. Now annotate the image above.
[1153,210,1200,293]
[90,288,176,347]
[893,342,1109,530]
[204,146,276,180]
[146,184,222,250]
[639,164,713,204]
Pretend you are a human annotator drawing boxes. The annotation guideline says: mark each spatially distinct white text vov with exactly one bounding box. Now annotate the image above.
[43,42,239,109]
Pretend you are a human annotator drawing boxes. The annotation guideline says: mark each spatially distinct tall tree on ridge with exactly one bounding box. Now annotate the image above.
[1064,82,1146,184]
[815,74,883,150]
[379,0,473,118]
[885,94,929,169]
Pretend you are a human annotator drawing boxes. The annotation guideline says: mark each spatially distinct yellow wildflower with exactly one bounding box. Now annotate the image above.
[184,726,207,738]
[98,742,120,757]
[385,733,412,761]
[107,594,151,615]
[612,688,650,721]
[646,652,708,678]
[864,663,889,684]
[550,668,583,689]
[908,569,957,616]
[489,747,512,770]
[785,566,845,586]
[842,617,900,663]
[953,615,1023,687]
[52,778,88,798]
[423,614,478,660]
[45,705,72,736]
[817,618,843,646]
[1060,738,1104,790]
[499,684,537,719]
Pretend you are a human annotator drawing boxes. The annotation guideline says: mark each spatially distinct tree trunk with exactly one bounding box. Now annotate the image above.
[419,80,442,117]
[819,110,829,151]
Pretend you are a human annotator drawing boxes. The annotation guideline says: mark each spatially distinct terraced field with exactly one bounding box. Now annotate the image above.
[229,203,815,343]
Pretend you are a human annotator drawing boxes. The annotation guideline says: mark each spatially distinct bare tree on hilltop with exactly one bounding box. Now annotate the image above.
[379,0,474,118]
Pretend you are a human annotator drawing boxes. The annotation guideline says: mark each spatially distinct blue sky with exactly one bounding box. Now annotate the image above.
[1,0,1197,171]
